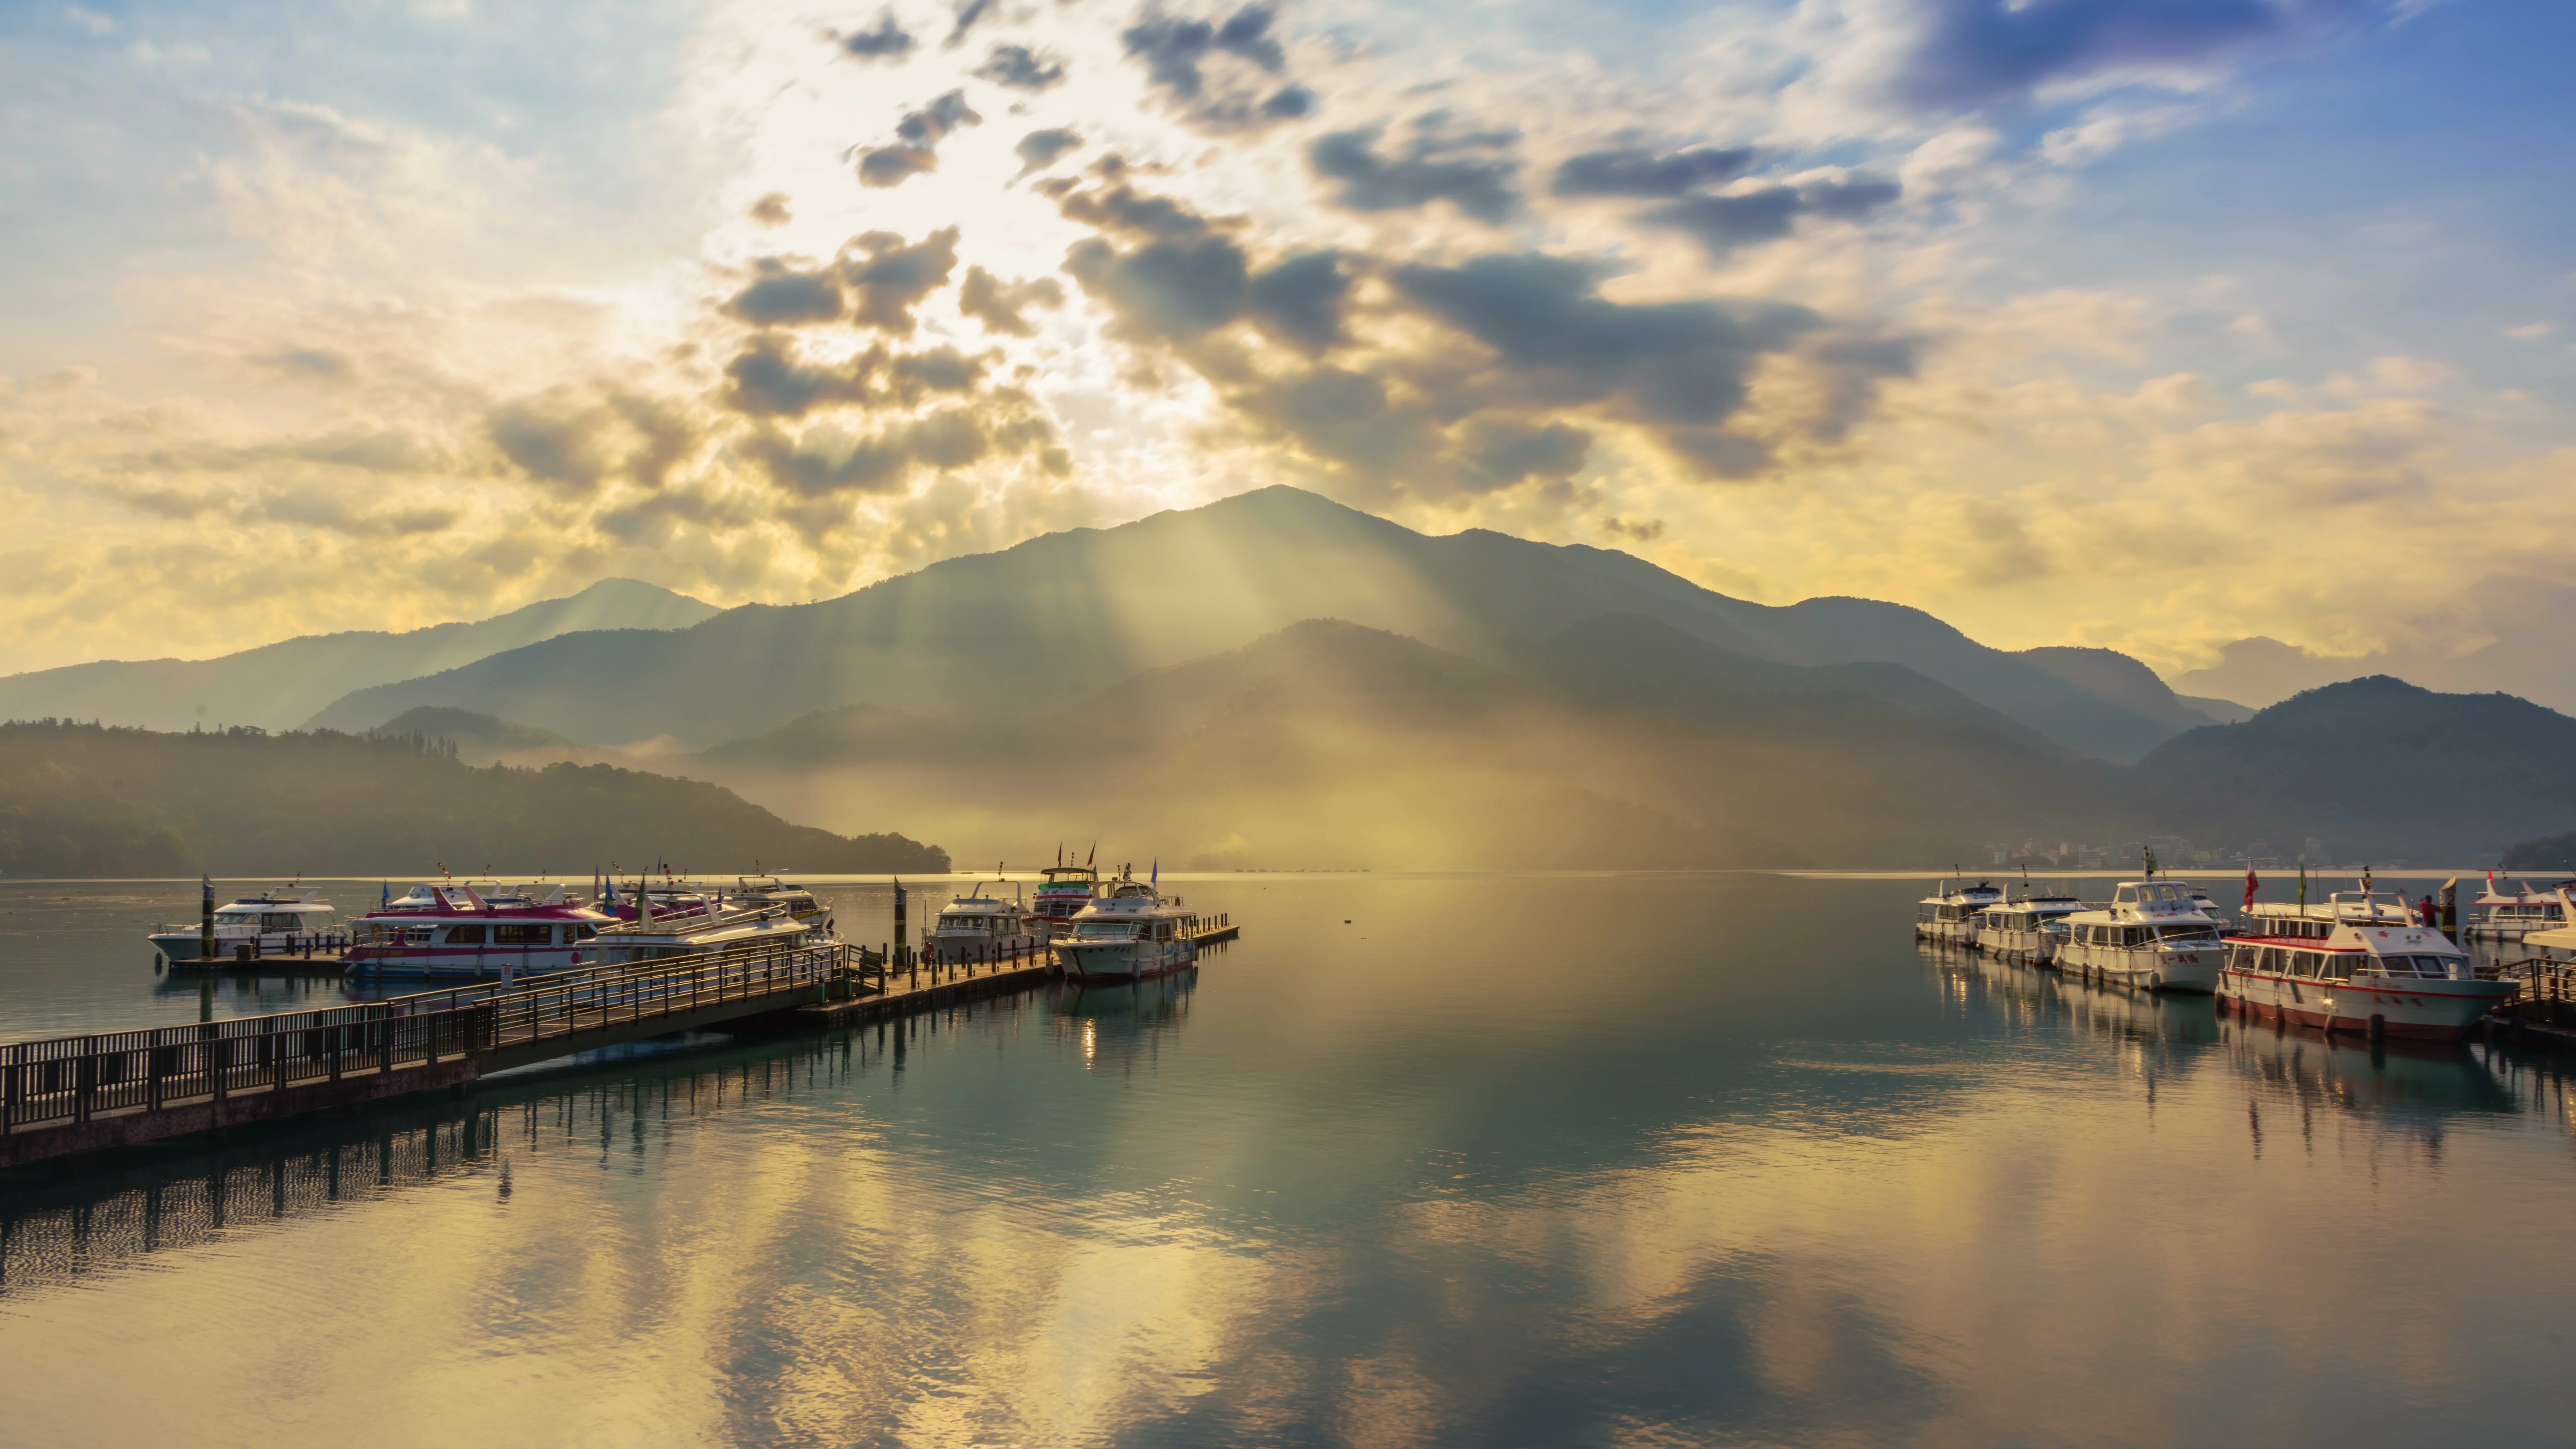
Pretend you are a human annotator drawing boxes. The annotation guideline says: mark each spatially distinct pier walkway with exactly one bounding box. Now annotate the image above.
[0,912,1238,1169]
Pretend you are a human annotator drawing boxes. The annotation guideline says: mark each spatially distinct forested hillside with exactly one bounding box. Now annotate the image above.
[0,720,945,878]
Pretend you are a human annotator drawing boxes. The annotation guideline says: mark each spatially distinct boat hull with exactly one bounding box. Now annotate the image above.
[2053,940,2222,992]
[151,929,346,964]
[1982,925,2061,965]
[1056,937,1198,983]
[2218,970,2513,1041]
[341,948,593,981]
[1914,921,1983,948]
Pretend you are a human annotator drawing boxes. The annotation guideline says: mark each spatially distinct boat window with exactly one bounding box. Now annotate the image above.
[495,924,549,945]
[575,926,596,941]
[447,924,487,946]
[405,927,434,946]
[2319,954,2354,981]
[1072,921,1135,940]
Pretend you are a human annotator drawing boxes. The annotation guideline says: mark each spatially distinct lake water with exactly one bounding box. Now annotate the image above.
[0,871,2570,1447]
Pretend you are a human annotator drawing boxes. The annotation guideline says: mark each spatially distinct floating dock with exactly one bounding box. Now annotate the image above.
[0,916,1238,1169]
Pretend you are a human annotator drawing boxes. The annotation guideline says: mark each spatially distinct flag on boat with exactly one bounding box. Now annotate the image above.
[2243,868,2259,909]
[1150,858,1158,886]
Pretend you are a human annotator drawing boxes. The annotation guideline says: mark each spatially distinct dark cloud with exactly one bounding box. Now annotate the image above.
[1641,187,1804,254]
[1121,4,1312,131]
[747,389,1064,498]
[1306,127,1518,223]
[1458,417,1591,487]
[841,227,962,333]
[897,88,983,145]
[860,90,983,189]
[959,266,1067,336]
[1552,145,1754,198]
[749,192,793,226]
[723,259,845,327]
[858,144,940,188]
[722,338,990,419]
[1898,0,2371,110]
[1641,178,1900,257]
[1388,253,1832,474]
[1245,250,1349,353]
[1012,126,1085,180]
[977,43,1066,91]
[1056,179,1224,241]
[837,10,916,61]
[1064,234,1250,341]
[487,391,693,496]
[946,0,995,47]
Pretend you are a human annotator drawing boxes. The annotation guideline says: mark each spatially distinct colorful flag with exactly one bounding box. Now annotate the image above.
[2243,868,2259,910]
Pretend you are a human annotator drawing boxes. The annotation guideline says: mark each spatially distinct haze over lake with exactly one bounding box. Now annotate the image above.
[2,873,2568,1447]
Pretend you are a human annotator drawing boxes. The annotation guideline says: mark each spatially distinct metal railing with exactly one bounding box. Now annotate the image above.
[0,939,866,1137]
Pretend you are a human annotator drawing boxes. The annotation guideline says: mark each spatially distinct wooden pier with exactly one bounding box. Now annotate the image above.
[0,915,1239,1169]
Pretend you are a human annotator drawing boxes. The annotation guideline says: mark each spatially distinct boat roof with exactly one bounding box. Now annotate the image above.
[940,896,1018,911]
[1042,865,1098,879]
[594,904,807,946]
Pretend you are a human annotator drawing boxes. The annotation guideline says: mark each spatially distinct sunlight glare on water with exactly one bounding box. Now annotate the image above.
[0,873,2569,1447]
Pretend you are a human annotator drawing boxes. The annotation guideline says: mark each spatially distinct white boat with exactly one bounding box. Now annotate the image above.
[1914,880,2003,947]
[589,899,824,966]
[1976,892,2088,964]
[2054,879,2227,991]
[1055,876,1198,983]
[733,875,828,922]
[343,883,613,980]
[926,882,1042,966]
[1030,861,1104,941]
[149,887,343,964]
[2465,877,2574,941]
[2219,892,2512,1040]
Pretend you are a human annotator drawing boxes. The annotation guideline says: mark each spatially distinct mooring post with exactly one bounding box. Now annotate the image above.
[201,875,214,966]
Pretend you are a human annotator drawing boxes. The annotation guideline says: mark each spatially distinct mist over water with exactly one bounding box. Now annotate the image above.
[0,873,2570,1446]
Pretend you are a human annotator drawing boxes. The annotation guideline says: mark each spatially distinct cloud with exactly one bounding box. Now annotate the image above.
[1306,127,1519,223]
[1896,0,2379,112]
[859,90,984,188]
[1244,250,1350,354]
[747,392,1065,498]
[945,0,996,48]
[1122,4,1314,131]
[959,266,1067,336]
[249,347,357,383]
[1552,146,1755,199]
[976,43,1067,92]
[841,227,963,334]
[1012,127,1085,181]
[721,335,991,420]
[1064,233,1251,342]
[897,88,982,146]
[836,10,916,61]
[749,193,793,226]
[723,258,846,326]
[858,145,940,187]
[1641,178,1900,257]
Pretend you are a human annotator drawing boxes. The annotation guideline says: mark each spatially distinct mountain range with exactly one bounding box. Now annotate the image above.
[0,578,716,734]
[302,487,2228,763]
[1,486,2568,870]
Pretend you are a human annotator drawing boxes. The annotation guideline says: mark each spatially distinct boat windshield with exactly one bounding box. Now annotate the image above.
[2151,923,2219,941]
[1072,921,1138,940]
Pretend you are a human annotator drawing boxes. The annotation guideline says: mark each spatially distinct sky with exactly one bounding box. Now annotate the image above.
[1,0,2571,682]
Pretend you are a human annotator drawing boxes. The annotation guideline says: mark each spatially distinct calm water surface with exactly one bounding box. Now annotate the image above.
[0,872,2570,1447]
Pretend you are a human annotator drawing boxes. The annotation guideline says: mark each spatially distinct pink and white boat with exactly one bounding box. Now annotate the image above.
[342,882,616,981]
[2218,891,2514,1041]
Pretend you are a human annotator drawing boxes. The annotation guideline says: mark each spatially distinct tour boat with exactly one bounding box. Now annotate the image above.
[1976,892,2088,964]
[2054,879,2227,991]
[733,875,827,922]
[1031,861,1104,940]
[2218,892,2512,1040]
[2465,877,2574,942]
[588,899,822,966]
[2521,892,2576,963]
[927,883,1042,965]
[1914,880,2004,947]
[1055,875,1198,983]
[341,883,615,980]
[149,888,343,964]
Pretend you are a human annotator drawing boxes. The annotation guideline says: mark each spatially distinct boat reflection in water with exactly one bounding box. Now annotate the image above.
[2219,1008,2517,1135]
[1052,960,1200,1074]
